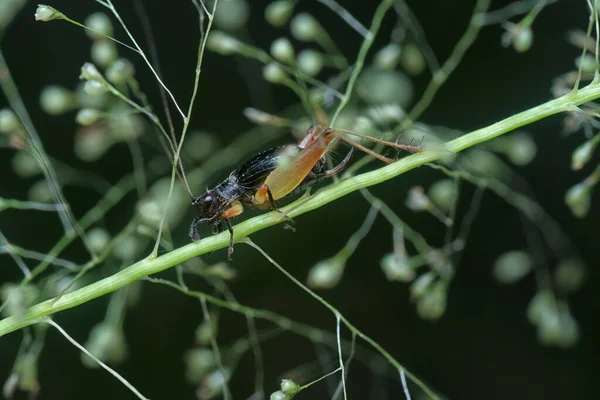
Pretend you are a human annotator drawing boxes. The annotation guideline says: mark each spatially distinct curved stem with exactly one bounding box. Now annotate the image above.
[0,83,599,337]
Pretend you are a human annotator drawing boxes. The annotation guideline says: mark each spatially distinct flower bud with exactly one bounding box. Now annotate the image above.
[195,320,217,345]
[83,80,107,96]
[280,379,300,396]
[356,67,413,107]
[82,323,128,367]
[554,259,585,294]
[40,85,74,115]
[207,31,241,55]
[263,62,288,84]
[307,257,344,289]
[87,227,110,254]
[493,250,533,284]
[405,186,430,211]
[106,58,135,85]
[214,0,249,31]
[184,348,216,384]
[270,391,291,400]
[380,253,415,282]
[571,138,598,170]
[512,26,533,53]
[112,234,143,260]
[91,40,118,68]
[28,180,53,203]
[265,0,295,27]
[0,284,39,318]
[400,44,425,75]
[297,49,323,76]
[565,182,591,218]
[84,12,113,39]
[76,108,103,126]
[506,133,537,166]
[184,131,219,161]
[290,13,320,42]
[271,37,295,64]
[75,126,112,161]
[576,54,597,73]
[0,108,19,133]
[374,43,402,70]
[35,5,65,22]
[80,63,103,81]
[410,272,435,300]
[12,152,41,178]
[416,281,447,320]
[428,179,457,213]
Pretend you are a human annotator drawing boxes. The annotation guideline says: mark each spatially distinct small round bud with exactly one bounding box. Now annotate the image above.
[506,133,537,166]
[112,234,143,260]
[297,49,323,76]
[84,12,113,39]
[35,5,65,22]
[106,58,135,85]
[184,348,216,384]
[28,180,53,203]
[416,281,447,320]
[80,62,103,81]
[307,258,344,289]
[14,352,39,392]
[0,108,19,133]
[91,40,118,68]
[270,391,291,400]
[207,31,241,55]
[526,290,553,325]
[270,37,295,64]
[565,182,591,218]
[87,227,110,254]
[374,43,402,70]
[400,44,425,75]
[107,112,144,141]
[75,126,112,161]
[410,272,435,300]
[575,54,597,73]
[493,251,533,284]
[380,253,415,282]
[195,320,217,345]
[265,0,295,27]
[405,186,430,211]
[82,323,127,367]
[366,104,406,124]
[184,131,219,162]
[290,13,321,42]
[554,259,585,294]
[512,26,533,53]
[83,80,107,96]
[356,67,413,107]
[0,284,39,318]
[263,62,288,84]
[571,139,597,170]
[40,85,74,115]
[428,179,457,213]
[465,149,502,177]
[280,379,300,396]
[76,108,103,126]
[12,152,41,178]
[214,0,249,31]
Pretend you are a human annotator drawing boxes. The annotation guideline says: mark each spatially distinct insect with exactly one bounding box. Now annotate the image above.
[189,124,422,259]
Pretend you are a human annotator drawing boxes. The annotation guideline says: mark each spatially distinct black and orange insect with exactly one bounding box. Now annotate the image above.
[189,124,421,259]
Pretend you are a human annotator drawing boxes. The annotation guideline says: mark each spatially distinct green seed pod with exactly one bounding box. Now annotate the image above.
[280,379,300,396]
[12,152,41,178]
[106,58,135,85]
[554,259,585,294]
[34,4,65,22]
[91,40,118,68]
[410,272,435,300]
[263,62,288,84]
[74,126,112,161]
[87,227,111,255]
[428,179,458,213]
[207,31,241,55]
[380,253,415,282]
[356,67,413,107]
[576,54,597,73]
[565,182,591,218]
[506,133,537,166]
[28,180,53,203]
[374,43,402,70]
[307,258,345,289]
[400,44,425,76]
[512,25,533,53]
[39,85,74,115]
[195,320,217,345]
[526,290,553,325]
[265,0,295,27]
[184,348,216,384]
[416,281,447,320]
[290,13,321,42]
[82,322,128,368]
[76,108,103,126]
[271,37,295,64]
[0,108,19,133]
[405,186,430,212]
[493,250,533,284]
[214,0,249,31]
[80,62,103,81]
[82,80,106,97]
[270,391,291,400]
[84,12,113,39]
[297,49,323,76]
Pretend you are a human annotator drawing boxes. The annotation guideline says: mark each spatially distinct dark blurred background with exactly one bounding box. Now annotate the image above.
[0,1,597,399]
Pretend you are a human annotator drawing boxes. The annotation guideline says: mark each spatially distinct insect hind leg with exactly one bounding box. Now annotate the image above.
[255,184,296,231]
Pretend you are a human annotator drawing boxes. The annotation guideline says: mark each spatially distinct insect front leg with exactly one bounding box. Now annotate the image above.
[189,217,202,241]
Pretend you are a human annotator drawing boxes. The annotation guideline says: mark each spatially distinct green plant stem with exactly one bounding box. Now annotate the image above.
[1,83,600,337]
